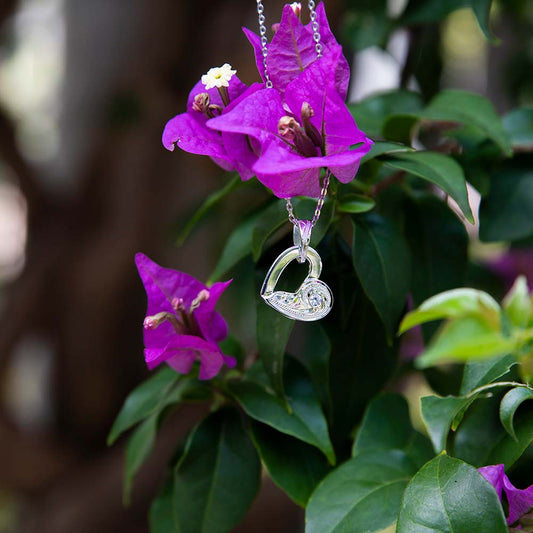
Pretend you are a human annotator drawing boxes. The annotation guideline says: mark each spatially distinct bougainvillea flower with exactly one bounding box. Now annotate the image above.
[162,66,259,179]
[243,2,350,99]
[479,464,533,526]
[208,48,372,198]
[135,253,235,380]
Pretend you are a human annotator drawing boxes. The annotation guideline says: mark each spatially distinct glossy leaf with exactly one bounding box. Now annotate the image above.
[500,386,533,440]
[353,393,434,467]
[360,141,412,164]
[251,200,288,261]
[396,454,507,533]
[337,194,375,214]
[503,107,533,149]
[383,151,474,223]
[256,295,294,399]
[479,161,533,242]
[460,354,516,394]
[422,90,511,155]
[306,449,417,533]
[421,394,472,452]
[173,408,261,533]
[352,213,411,338]
[124,414,158,504]
[108,367,180,445]
[452,394,533,468]
[250,421,330,507]
[406,194,468,305]
[502,276,531,329]
[415,315,516,368]
[381,114,419,144]
[177,175,242,245]
[209,214,258,282]
[348,90,423,139]
[228,360,335,464]
[399,288,501,335]
[324,236,399,449]
[149,474,175,533]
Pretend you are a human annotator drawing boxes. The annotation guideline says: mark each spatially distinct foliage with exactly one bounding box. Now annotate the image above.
[109,0,533,531]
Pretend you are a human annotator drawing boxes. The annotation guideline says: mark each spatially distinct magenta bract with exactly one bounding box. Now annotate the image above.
[479,464,533,526]
[135,253,235,380]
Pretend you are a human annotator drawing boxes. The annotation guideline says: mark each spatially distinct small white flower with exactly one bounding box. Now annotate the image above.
[290,2,302,16]
[201,63,237,90]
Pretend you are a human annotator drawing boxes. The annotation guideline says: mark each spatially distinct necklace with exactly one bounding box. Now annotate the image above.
[256,0,333,322]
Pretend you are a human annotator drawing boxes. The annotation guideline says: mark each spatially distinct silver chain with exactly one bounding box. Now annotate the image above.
[256,0,273,88]
[286,170,330,226]
[256,0,328,227]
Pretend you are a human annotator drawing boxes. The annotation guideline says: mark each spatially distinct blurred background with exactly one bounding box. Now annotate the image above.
[0,0,531,531]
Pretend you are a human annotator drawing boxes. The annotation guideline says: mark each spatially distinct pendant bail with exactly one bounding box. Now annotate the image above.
[293,220,313,263]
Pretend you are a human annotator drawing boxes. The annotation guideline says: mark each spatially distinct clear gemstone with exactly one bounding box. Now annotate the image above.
[308,290,323,307]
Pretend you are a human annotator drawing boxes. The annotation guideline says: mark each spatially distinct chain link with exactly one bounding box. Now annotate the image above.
[256,0,273,88]
[308,0,323,57]
[257,0,328,227]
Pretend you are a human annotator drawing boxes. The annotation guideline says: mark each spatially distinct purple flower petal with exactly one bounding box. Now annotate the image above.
[243,3,350,99]
[194,280,232,343]
[145,335,224,380]
[479,464,533,525]
[162,111,231,159]
[207,88,284,145]
[136,253,232,379]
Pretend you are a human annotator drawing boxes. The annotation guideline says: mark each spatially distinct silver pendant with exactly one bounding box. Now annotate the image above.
[260,221,333,321]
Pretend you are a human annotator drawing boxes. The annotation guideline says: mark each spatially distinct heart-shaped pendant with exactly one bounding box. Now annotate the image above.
[260,246,333,321]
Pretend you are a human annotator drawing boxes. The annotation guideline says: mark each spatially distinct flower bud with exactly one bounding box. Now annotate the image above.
[190,289,210,312]
[192,93,210,114]
[278,116,299,141]
[301,102,323,149]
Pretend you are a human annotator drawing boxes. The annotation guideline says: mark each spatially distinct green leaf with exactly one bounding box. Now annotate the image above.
[452,394,533,468]
[360,141,412,165]
[500,386,533,440]
[503,276,531,329]
[460,354,516,394]
[209,214,258,283]
[383,151,474,223]
[342,9,393,52]
[401,0,497,41]
[251,200,288,261]
[479,161,533,242]
[256,294,294,399]
[173,408,261,533]
[422,90,511,155]
[149,474,175,533]
[348,90,424,139]
[396,454,507,533]
[503,107,533,149]
[421,394,472,453]
[405,194,468,308]
[381,114,420,144]
[107,367,180,445]
[176,175,242,245]
[228,360,335,464]
[250,421,330,507]
[415,315,516,368]
[306,449,418,533]
[399,288,501,334]
[337,194,375,214]
[352,214,411,338]
[124,414,158,504]
[353,394,434,467]
[324,236,399,447]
